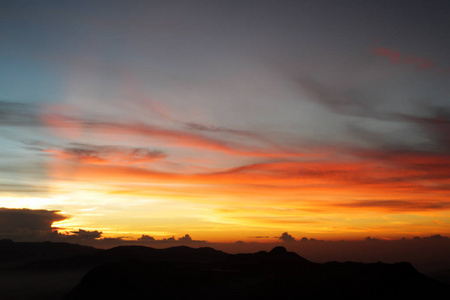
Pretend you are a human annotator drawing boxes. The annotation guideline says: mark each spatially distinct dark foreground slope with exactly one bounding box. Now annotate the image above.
[66,246,448,300]
[0,240,100,300]
[0,239,99,268]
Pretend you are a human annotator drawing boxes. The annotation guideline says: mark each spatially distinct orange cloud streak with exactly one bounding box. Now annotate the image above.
[40,109,318,158]
[46,149,450,214]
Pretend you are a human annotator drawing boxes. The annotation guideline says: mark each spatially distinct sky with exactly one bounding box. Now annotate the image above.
[1,0,449,244]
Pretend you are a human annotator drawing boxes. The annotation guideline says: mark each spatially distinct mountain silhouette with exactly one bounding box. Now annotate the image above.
[0,239,98,268]
[1,240,448,299]
[63,245,448,300]
[21,244,228,271]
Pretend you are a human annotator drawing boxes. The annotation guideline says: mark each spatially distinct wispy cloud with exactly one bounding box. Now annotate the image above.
[41,144,450,211]
[397,105,450,151]
[0,182,48,194]
[33,105,311,158]
[43,143,167,166]
[0,101,42,127]
[335,200,450,212]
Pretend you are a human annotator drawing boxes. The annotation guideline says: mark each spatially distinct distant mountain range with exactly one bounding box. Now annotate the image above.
[0,240,448,299]
[0,239,99,267]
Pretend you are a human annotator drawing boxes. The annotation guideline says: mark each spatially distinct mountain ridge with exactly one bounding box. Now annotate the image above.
[0,240,448,299]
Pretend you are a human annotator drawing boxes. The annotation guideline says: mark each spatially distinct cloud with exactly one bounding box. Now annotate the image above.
[137,235,155,242]
[350,148,450,182]
[336,200,450,212]
[74,121,315,158]
[42,146,449,208]
[178,234,193,242]
[288,76,388,120]
[43,143,167,165]
[397,105,450,151]
[184,122,251,135]
[0,208,104,243]
[0,207,208,246]
[287,73,450,148]
[0,101,311,159]
[371,39,437,71]
[0,101,42,127]
[0,101,238,154]
[0,208,67,241]
[149,234,207,244]
[0,207,66,232]
[95,121,241,154]
[36,104,313,158]
[183,122,280,148]
[41,111,251,156]
[135,234,206,245]
[0,182,47,194]
[62,233,209,247]
[279,232,296,242]
[289,75,450,155]
[71,229,103,240]
[213,152,450,188]
[421,234,449,240]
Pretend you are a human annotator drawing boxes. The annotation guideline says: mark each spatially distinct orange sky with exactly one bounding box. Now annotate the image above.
[5,116,444,242]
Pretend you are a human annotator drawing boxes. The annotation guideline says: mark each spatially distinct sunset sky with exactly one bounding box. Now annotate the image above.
[1,1,449,243]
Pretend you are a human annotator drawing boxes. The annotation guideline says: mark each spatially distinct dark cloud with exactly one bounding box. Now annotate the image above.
[0,208,105,244]
[153,236,174,242]
[71,229,103,240]
[421,234,449,240]
[43,143,167,165]
[87,233,206,248]
[0,208,208,246]
[135,234,206,245]
[152,235,202,243]
[185,122,243,134]
[337,200,450,212]
[0,101,42,127]
[0,208,67,241]
[0,207,66,232]
[177,234,192,242]
[137,234,155,242]
[279,232,296,242]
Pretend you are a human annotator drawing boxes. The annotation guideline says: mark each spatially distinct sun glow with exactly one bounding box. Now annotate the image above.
[0,195,70,210]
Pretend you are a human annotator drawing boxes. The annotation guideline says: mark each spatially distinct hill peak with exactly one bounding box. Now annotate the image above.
[269,246,288,254]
